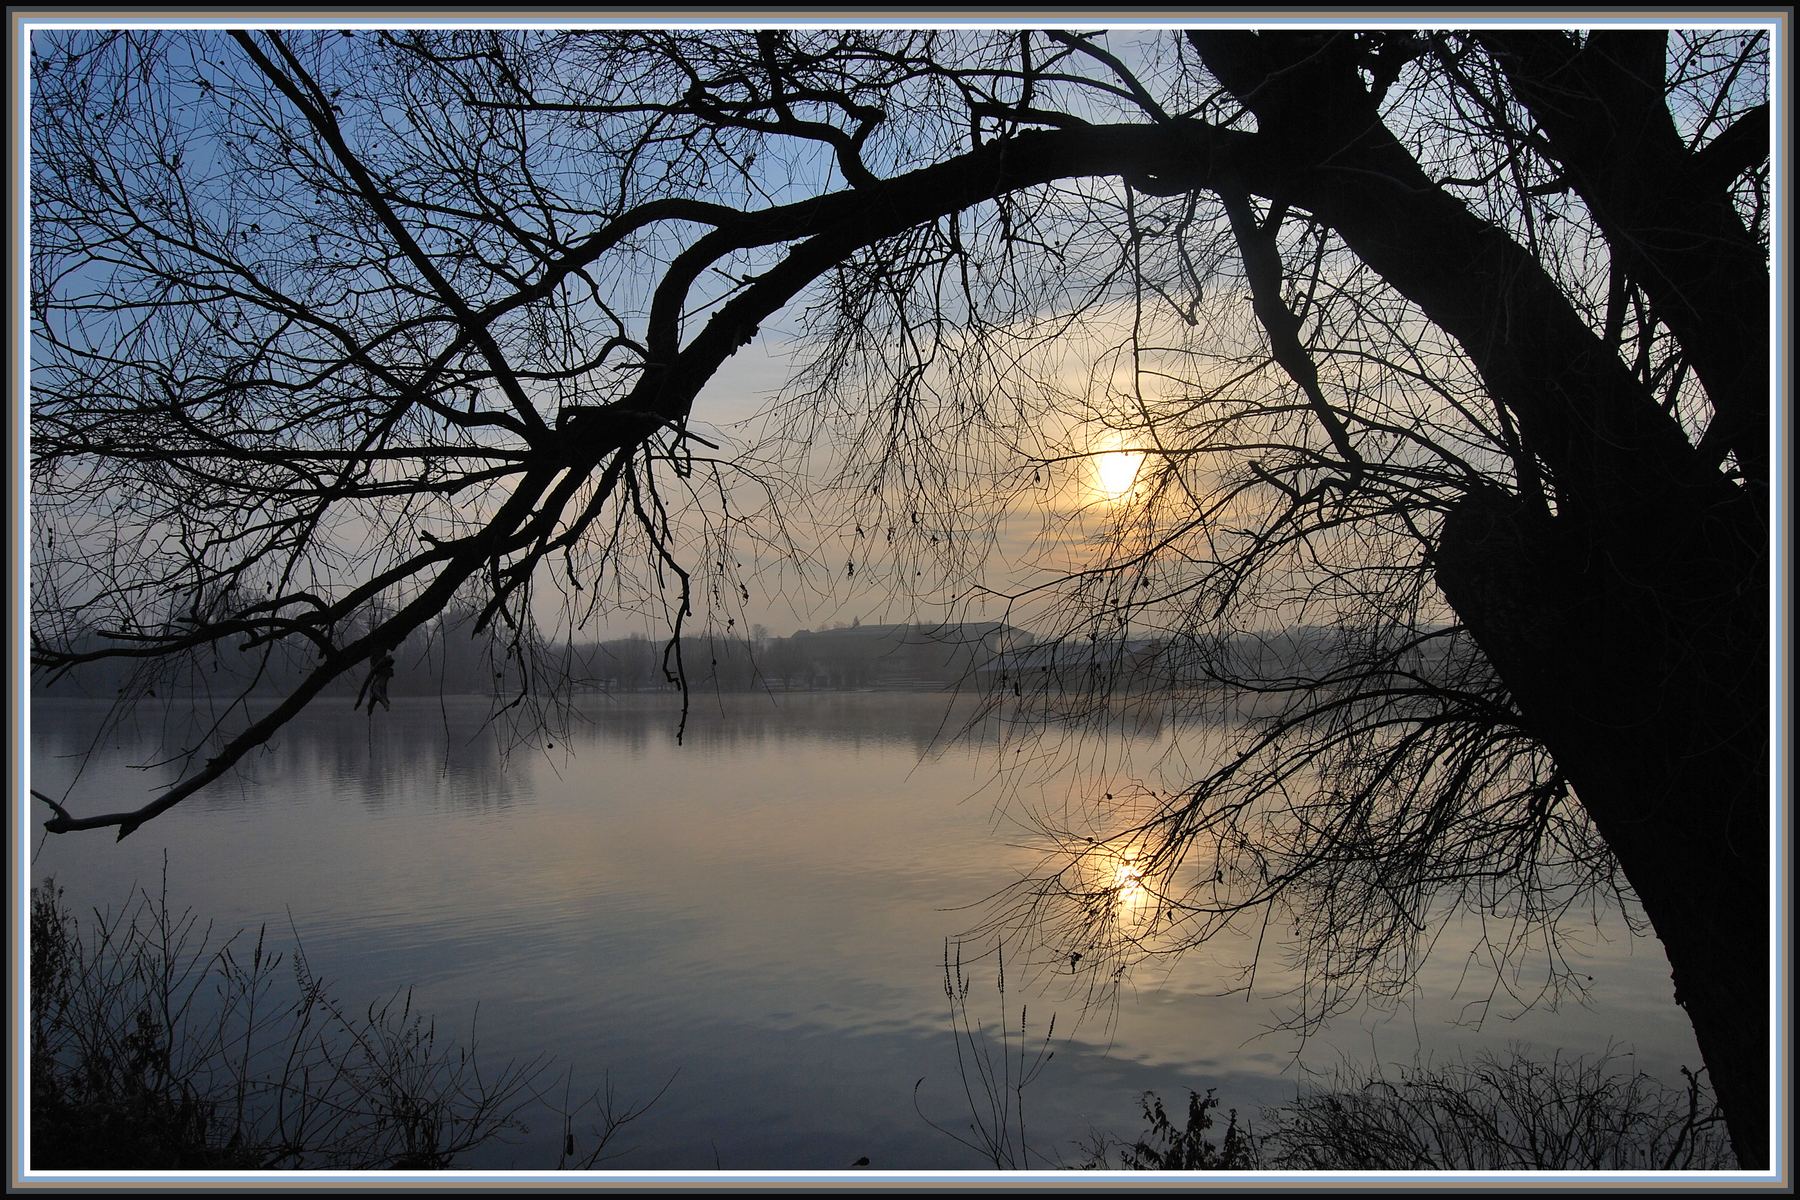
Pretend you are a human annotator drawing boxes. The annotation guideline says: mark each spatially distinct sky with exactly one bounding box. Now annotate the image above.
[19,23,1265,645]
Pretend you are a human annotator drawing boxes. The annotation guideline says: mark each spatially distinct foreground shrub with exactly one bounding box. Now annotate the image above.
[1259,1049,1734,1171]
[1102,1088,1260,1171]
[29,875,650,1170]
[1077,1048,1734,1172]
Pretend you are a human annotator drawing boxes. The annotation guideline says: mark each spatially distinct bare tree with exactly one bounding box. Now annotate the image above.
[28,25,1772,1164]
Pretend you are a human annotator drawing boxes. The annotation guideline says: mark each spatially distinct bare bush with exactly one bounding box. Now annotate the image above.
[29,874,654,1170]
[1259,1050,1734,1172]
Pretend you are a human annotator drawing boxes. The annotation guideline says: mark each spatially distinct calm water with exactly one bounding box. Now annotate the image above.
[28,693,1704,1171]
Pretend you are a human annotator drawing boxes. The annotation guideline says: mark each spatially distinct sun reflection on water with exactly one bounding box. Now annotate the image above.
[1100,842,1155,930]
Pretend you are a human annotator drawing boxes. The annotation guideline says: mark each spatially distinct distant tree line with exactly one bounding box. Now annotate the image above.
[35,616,1476,703]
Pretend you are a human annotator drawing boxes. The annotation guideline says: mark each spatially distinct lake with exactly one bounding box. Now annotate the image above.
[27,692,1706,1171]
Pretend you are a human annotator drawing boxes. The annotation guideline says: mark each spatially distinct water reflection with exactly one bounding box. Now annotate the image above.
[32,696,529,816]
[28,692,1706,1170]
[1109,844,1153,930]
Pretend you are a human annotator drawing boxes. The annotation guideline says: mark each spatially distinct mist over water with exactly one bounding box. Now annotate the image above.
[29,693,1702,1170]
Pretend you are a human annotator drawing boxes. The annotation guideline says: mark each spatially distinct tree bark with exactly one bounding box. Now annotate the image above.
[1481,31,1770,488]
[1435,488,1768,1168]
[1192,30,1771,1165]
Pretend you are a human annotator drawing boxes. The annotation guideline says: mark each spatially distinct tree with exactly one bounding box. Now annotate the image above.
[28,24,1774,1165]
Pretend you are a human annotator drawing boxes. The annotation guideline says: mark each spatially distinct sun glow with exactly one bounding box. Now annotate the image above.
[1101,844,1153,929]
[1093,450,1144,500]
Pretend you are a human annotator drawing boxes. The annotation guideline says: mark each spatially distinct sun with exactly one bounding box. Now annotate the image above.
[1093,450,1143,500]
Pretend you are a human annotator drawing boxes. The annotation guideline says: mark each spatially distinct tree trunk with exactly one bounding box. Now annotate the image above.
[1436,487,1769,1167]
[1481,31,1770,488]
[1192,30,1773,1166]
